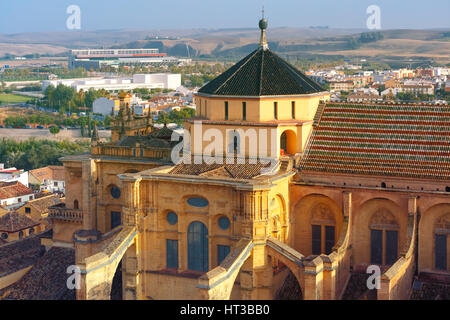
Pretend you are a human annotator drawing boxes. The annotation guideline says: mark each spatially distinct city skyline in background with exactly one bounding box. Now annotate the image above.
[1,0,450,34]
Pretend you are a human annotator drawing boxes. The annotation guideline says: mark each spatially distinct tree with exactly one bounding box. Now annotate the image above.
[50,126,60,135]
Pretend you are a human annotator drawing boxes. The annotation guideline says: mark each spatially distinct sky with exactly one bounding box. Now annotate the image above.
[0,0,449,34]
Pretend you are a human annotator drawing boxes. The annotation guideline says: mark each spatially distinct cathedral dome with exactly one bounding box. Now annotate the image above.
[197,48,325,97]
[197,19,325,97]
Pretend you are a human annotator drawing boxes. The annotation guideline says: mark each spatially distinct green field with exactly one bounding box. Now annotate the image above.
[0,94,31,105]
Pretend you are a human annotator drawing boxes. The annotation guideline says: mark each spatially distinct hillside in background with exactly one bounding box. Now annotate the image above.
[0,28,448,66]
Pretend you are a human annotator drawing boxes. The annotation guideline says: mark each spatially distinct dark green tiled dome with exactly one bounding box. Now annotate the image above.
[198,48,325,97]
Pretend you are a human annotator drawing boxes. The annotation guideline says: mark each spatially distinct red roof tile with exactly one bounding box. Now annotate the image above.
[0,212,40,232]
[0,182,34,199]
[29,166,65,183]
[301,102,450,180]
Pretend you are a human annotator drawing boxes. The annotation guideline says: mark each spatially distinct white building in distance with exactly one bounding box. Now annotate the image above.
[0,165,29,188]
[93,94,151,116]
[42,73,181,93]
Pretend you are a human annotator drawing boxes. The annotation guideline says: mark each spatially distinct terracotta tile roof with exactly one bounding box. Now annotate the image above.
[0,212,40,232]
[27,195,62,215]
[29,166,65,183]
[198,48,325,97]
[0,236,42,277]
[169,157,283,180]
[0,182,34,200]
[149,125,174,140]
[0,247,75,300]
[300,103,450,180]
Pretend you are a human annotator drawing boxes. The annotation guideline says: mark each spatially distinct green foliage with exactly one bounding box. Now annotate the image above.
[156,108,195,126]
[50,126,60,134]
[0,138,90,171]
[3,112,110,129]
[344,32,384,51]
[359,32,384,43]
[346,38,361,50]
[0,67,88,82]
[396,92,435,102]
[43,84,109,113]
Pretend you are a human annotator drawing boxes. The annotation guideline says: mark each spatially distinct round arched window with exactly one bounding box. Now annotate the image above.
[218,216,230,230]
[110,186,121,199]
[167,211,178,225]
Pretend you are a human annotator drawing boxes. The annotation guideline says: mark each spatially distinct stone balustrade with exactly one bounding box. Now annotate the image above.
[91,144,172,161]
[48,204,83,223]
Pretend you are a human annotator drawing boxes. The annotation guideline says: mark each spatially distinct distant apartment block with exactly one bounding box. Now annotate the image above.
[69,48,190,70]
[347,93,383,103]
[329,80,355,91]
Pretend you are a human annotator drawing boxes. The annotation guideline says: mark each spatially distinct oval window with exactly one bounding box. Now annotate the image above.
[110,186,121,199]
[1,233,8,240]
[218,216,230,230]
[167,211,178,225]
[187,197,209,208]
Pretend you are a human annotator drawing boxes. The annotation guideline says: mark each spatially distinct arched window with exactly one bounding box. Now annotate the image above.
[291,101,296,119]
[233,135,239,152]
[187,221,209,272]
[19,231,23,239]
[311,203,336,255]
[74,200,79,210]
[369,209,399,266]
[434,213,449,271]
[224,101,228,120]
[280,132,287,154]
[280,130,297,155]
[111,211,121,229]
[274,102,278,120]
[228,131,240,154]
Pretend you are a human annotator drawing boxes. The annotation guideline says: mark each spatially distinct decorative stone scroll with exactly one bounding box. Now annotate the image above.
[369,208,399,230]
[311,203,335,225]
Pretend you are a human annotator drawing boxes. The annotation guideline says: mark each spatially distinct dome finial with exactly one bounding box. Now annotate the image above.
[259,4,268,50]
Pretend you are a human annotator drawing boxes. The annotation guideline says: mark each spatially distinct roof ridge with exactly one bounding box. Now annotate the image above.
[223,166,235,179]
[270,51,323,92]
[258,49,265,96]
